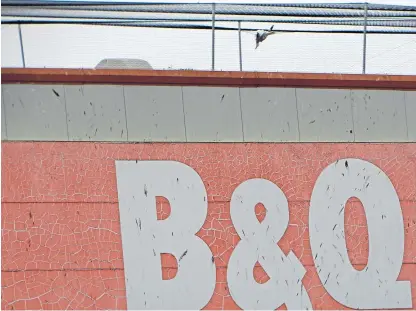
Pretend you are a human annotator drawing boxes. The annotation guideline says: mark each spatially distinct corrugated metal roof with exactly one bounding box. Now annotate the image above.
[3,3,416,17]
[2,1,416,10]
[2,2,416,33]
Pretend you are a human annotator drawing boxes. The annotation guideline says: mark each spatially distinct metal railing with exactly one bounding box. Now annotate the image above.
[2,1,416,74]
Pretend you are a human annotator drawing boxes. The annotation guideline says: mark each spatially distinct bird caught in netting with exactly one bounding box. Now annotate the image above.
[255,25,276,49]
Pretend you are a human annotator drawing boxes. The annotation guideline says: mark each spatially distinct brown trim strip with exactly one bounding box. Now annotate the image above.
[2,68,416,90]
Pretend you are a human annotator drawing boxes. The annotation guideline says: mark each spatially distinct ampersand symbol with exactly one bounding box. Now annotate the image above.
[227,178,313,310]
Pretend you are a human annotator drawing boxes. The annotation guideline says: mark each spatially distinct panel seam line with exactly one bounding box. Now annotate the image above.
[63,86,70,141]
[122,86,129,141]
[294,88,301,141]
[350,89,356,142]
[404,91,409,141]
[181,86,188,142]
[238,87,245,142]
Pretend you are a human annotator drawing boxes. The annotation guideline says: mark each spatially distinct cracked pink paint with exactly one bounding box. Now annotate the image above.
[2,142,415,310]
[1,270,126,310]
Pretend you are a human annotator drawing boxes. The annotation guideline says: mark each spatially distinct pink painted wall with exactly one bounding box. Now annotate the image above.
[1,142,415,310]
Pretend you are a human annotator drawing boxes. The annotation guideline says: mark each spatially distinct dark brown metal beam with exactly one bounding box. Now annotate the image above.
[2,68,416,90]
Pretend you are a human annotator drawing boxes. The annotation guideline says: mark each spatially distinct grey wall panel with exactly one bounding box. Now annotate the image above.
[2,84,68,141]
[240,88,299,142]
[65,85,127,141]
[351,90,408,142]
[296,89,354,142]
[182,86,243,142]
[124,86,186,142]
[2,84,413,143]
[405,91,416,142]
[2,86,7,140]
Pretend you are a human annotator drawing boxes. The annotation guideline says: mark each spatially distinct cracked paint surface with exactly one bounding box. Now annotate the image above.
[2,142,415,310]
[2,143,415,203]
[1,203,122,271]
[1,270,126,310]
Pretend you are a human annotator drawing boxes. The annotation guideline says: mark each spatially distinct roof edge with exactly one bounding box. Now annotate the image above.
[2,68,416,90]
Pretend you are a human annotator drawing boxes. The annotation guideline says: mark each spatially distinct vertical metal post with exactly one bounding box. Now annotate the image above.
[211,3,215,71]
[362,2,368,74]
[18,24,26,68]
[238,21,242,71]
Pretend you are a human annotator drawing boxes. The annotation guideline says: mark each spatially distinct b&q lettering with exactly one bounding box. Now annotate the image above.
[115,159,411,310]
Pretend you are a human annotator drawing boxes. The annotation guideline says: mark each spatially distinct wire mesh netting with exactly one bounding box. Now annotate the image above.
[2,1,416,74]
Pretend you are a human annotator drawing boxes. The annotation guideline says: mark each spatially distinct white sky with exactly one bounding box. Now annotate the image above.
[2,0,416,74]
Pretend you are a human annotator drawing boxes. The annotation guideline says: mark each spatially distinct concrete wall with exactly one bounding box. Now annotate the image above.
[1,71,415,310]
[2,84,415,142]
[1,142,415,310]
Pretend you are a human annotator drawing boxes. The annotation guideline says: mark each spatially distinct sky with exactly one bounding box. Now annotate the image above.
[2,0,416,74]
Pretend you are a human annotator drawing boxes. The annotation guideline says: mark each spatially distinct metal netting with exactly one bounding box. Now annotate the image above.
[2,1,416,73]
